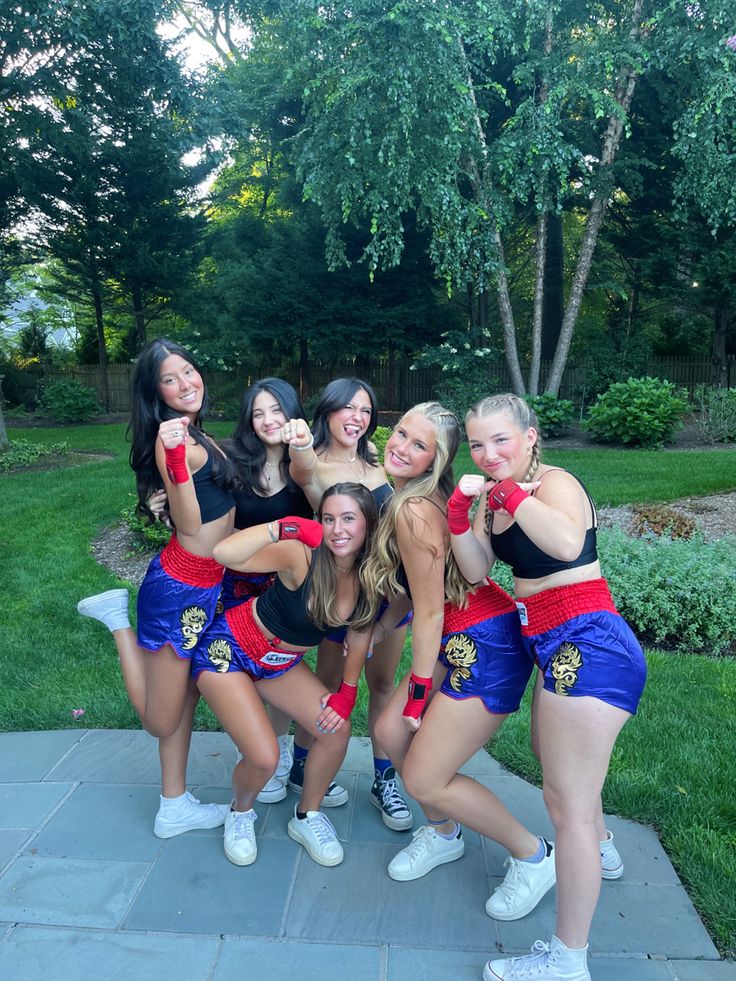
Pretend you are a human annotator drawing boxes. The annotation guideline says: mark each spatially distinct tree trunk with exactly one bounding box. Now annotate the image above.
[528,211,548,395]
[131,282,146,346]
[545,0,645,395]
[93,288,110,412]
[0,377,9,452]
[541,213,564,360]
[712,301,731,387]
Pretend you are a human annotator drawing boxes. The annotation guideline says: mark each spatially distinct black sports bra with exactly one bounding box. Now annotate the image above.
[192,441,235,523]
[256,573,328,646]
[490,472,598,579]
[371,482,394,514]
[234,482,313,530]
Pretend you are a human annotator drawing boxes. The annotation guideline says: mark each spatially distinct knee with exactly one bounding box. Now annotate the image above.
[402,766,434,804]
[374,710,399,755]
[542,785,597,831]
[368,672,396,700]
[241,742,279,777]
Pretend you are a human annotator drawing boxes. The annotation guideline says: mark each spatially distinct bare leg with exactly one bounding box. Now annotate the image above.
[158,678,200,798]
[537,689,629,947]
[404,693,539,857]
[291,638,342,754]
[365,625,407,759]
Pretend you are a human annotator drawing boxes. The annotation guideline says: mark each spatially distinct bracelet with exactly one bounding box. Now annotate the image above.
[267,522,278,543]
[290,435,314,452]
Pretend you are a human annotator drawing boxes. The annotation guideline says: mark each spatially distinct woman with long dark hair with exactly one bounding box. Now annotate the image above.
[77,338,236,838]
[195,483,378,867]
[284,378,413,830]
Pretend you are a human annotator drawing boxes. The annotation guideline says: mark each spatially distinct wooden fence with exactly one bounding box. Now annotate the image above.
[43,354,735,414]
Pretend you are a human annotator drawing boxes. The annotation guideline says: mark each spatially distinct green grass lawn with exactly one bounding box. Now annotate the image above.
[3,423,736,956]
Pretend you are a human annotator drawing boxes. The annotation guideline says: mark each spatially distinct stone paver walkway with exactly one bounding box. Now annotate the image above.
[0,730,733,981]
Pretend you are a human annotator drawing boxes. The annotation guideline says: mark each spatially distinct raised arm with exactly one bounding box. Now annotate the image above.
[447,474,496,583]
[155,417,202,536]
[212,517,322,577]
[285,419,323,510]
[497,469,589,561]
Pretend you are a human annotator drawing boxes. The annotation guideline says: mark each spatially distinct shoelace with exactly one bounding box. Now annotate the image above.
[307,812,338,845]
[278,742,292,769]
[404,825,435,859]
[379,777,408,815]
[230,810,256,841]
[506,940,552,979]
[495,855,526,900]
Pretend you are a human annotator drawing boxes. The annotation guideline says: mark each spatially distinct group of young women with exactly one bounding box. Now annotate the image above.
[78,337,646,981]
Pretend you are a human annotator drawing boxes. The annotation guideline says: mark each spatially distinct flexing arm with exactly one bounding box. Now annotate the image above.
[212,517,322,575]
[155,417,202,536]
[503,470,589,561]
[447,475,496,583]
[284,419,324,510]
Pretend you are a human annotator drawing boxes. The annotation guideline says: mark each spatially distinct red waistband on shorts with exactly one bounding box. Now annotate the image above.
[517,578,617,636]
[443,579,516,635]
[225,598,308,661]
[160,535,225,588]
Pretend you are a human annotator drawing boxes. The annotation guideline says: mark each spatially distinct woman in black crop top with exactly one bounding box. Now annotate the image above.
[192,483,377,869]
[77,338,236,840]
[283,378,411,827]
[450,393,647,981]
[355,403,553,917]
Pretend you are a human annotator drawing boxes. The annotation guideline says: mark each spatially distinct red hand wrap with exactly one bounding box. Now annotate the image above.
[447,485,475,535]
[164,443,189,484]
[402,673,432,720]
[487,478,529,516]
[326,681,358,720]
[278,517,323,549]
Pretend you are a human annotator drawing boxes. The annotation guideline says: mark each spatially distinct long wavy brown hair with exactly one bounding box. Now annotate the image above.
[305,482,380,632]
[363,402,471,609]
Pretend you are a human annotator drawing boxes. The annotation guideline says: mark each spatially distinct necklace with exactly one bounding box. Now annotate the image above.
[263,460,280,487]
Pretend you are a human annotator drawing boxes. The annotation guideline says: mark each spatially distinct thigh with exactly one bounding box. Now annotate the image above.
[537,688,629,820]
[315,639,345,688]
[143,645,193,733]
[406,692,506,789]
[256,661,339,738]
[365,625,406,688]
[197,669,275,760]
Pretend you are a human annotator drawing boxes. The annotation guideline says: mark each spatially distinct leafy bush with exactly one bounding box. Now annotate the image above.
[39,378,101,422]
[631,504,696,540]
[524,392,575,438]
[693,386,736,444]
[372,425,391,463]
[121,503,171,553]
[584,376,687,448]
[0,359,46,410]
[600,527,736,655]
[0,438,69,472]
[412,331,500,423]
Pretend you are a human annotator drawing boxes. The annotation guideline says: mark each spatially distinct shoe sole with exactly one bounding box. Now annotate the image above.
[485,868,556,920]
[77,589,128,616]
[153,818,226,839]
[287,822,344,866]
[289,781,349,808]
[482,963,503,981]
[256,784,288,804]
[387,841,465,881]
[369,793,414,831]
[224,844,257,866]
[601,865,624,880]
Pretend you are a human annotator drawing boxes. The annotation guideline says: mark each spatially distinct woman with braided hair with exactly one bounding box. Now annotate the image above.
[448,393,646,981]
[350,403,555,921]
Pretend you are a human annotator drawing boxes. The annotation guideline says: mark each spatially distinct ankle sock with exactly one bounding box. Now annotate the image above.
[428,817,460,840]
[373,757,392,779]
[519,836,551,864]
[296,809,308,820]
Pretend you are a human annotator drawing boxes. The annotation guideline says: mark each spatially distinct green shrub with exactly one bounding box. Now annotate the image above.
[600,527,736,655]
[584,376,687,448]
[121,503,171,553]
[372,425,391,463]
[693,386,736,444]
[524,392,575,438]
[0,438,69,472]
[39,378,100,422]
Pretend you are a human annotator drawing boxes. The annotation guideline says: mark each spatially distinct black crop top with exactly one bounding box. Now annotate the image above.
[256,573,328,646]
[234,482,313,531]
[192,441,235,523]
[490,473,598,579]
[371,482,394,514]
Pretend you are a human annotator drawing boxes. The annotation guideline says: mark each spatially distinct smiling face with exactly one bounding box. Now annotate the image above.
[251,389,287,446]
[383,411,438,481]
[326,387,373,450]
[320,493,368,562]
[466,412,536,483]
[157,354,204,419]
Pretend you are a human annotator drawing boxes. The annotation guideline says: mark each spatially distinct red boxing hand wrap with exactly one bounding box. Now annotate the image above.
[164,443,189,484]
[402,673,433,720]
[326,681,358,720]
[487,478,529,516]
[447,485,475,535]
[278,516,323,549]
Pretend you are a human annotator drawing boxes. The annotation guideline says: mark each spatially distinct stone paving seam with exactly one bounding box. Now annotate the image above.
[117,838,168,928]
[0,780,79,866]
[277,838,303,939]
[41,731,92,782]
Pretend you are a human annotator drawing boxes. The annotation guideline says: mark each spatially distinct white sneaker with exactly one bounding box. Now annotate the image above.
[387,824,464,882]
[153,791,229,839]
[287,808,344,866]
[256,775,287,804]
[483,936,590,981]
[486,841,556,920]
[600,830,623,879]
[274,734,293,785]
[224,807,258,866]
[77,589,130,632]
